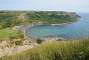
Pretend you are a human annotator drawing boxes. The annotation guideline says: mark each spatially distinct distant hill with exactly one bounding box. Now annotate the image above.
[0,11,79,29]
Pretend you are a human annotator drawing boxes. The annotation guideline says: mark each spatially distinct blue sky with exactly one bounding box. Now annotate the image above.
[0,0,89,12]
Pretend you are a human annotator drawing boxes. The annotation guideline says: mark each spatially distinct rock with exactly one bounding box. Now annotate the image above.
[22,40,32,45]
[0,39,38,57]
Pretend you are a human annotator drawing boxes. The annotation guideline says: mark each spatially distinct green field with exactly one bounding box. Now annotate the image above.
[0,28,23,40]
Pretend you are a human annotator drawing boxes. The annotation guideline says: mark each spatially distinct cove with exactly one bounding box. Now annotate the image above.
[26,13,89,39]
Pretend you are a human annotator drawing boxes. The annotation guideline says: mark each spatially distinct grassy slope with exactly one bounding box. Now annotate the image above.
[0,39,89,60]
[0,28,22,40]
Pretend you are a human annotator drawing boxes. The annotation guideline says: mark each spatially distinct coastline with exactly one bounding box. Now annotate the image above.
[23,21,78,41]
[50,22,73,26]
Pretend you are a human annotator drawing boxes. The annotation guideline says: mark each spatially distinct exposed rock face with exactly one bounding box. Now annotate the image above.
[0,40,38,57]
[22,40,32,45]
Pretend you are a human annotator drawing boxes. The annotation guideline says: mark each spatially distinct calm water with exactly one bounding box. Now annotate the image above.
[26,13,89,39]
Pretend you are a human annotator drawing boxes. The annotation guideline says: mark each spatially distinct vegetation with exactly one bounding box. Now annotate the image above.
[26,11,79,24]
[0,28,24,40]
[36,39,43,44]
[0,11,79,29]
[0,11,82,60]
[0,39,89,60]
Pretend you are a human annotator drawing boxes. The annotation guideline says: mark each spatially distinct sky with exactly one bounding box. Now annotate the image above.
[0,0,89,12]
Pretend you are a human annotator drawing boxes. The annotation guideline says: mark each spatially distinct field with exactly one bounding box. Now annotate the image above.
[0,28,23,40]
[0,29,18,38]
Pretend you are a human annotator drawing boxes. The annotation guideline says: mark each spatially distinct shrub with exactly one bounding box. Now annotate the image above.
[36,39,43,44]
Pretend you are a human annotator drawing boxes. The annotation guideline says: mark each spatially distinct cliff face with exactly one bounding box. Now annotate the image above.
[0,39,38,57]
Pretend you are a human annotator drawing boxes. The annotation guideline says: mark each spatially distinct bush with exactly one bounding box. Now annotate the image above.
[36,39,43,44]
[15,40,22,45]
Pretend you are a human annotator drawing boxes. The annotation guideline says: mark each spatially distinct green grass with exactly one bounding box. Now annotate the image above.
[0,39,89,60]
[0,28,23,40]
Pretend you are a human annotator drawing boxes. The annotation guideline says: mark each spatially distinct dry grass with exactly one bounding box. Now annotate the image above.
[0,39,89,60]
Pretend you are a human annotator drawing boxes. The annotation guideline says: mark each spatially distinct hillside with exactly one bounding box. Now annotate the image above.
[0,11,79,29]
[0,39,89,60]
